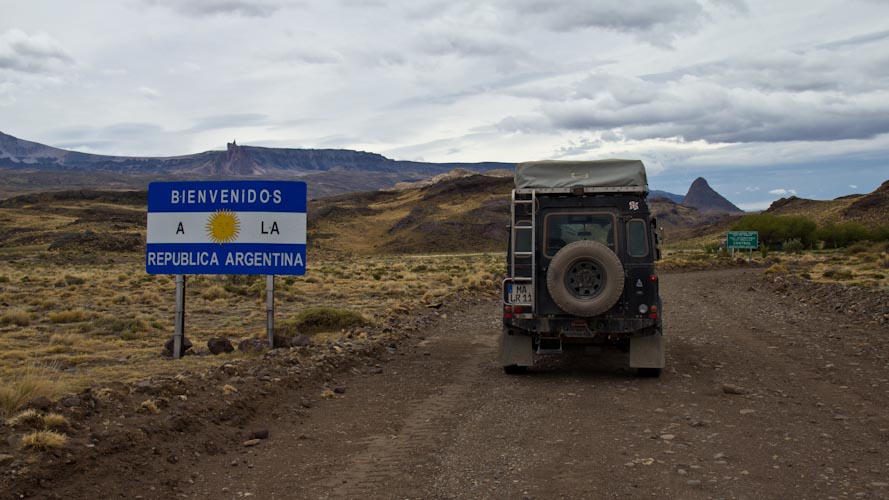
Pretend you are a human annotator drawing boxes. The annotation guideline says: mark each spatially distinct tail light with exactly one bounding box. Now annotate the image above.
[503,305,513,319]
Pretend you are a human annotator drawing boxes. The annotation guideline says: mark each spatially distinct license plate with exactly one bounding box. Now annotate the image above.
[508,284,533,305]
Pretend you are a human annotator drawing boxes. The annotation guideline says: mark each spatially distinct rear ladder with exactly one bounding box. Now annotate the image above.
[508,189,536,309]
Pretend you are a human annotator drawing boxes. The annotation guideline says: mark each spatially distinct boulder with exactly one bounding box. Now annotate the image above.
[207,337,234,355]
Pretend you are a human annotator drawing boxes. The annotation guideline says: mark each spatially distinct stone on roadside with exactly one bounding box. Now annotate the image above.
[238,338,267,354]
[243,439,261,447]
[208,337,234,355]
[250,429,269,440]
[721,383,750,395]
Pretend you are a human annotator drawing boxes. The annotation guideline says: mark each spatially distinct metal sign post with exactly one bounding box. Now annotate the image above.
[174,274,186,360]
[266,275,275,348]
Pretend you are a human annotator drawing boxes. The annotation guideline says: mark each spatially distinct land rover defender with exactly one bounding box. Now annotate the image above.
[500,160,665,376]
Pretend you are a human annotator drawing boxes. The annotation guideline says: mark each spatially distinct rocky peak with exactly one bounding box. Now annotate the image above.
[682,177,743,213]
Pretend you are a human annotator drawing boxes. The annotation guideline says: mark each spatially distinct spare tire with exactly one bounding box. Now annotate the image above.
[546,240,624,317]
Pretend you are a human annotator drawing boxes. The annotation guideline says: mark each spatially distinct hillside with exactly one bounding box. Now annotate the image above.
[0,171,748,256]
[764,182,889,227]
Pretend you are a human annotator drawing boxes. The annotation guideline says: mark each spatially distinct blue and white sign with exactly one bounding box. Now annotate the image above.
[146,181,307,275]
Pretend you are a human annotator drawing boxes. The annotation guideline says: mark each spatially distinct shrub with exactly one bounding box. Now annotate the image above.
[276,307,369,335]
[818,222,871,248]
[784,238,805,254]
[1,309,31,326]
[48,309,91,323]
[92,316,150,337]
[19,430,68,451]
[64,275,85,286]
[0,369,68,417]
[41,413,70,431]
[764,264,788,275]
[201,285,228,301]
[732,214,817,248]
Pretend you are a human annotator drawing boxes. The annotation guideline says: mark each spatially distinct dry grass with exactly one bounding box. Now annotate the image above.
[48,309,91,324]
[1,308,31,326]
[41,412,70,431]
[0,366,70,417]
[19,430,69,451]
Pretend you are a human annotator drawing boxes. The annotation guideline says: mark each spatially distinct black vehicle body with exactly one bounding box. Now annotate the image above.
[500,160,664,375]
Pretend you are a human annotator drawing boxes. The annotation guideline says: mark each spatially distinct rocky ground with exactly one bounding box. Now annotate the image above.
[3,268,889,499]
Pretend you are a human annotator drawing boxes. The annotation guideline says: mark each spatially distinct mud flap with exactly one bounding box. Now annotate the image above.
[629,333,665,368]
[499,331,534,367]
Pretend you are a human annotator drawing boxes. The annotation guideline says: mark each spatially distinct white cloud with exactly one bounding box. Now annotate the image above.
[849,184,858,189]
[0,29,73,74]
[745,186,759,191]
[142,0,282,18]
[768,188,797,195]
[136,86,161,100]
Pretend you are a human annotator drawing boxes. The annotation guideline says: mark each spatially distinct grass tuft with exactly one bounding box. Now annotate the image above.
[0,366,69,417]
[0,308,31,326]
[48,309,91,323]
[19,430,69,451]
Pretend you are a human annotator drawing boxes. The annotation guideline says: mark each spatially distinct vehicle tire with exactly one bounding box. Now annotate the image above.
[546,240,624,317]
[503,365,527,375]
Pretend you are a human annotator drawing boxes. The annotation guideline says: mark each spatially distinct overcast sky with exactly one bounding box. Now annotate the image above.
[2,0,889,209]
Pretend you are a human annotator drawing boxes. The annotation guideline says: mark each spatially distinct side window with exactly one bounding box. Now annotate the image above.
[627,219,648,257]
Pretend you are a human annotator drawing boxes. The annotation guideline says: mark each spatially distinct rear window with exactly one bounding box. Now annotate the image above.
[627,219,648,257]
[544,213,615,257]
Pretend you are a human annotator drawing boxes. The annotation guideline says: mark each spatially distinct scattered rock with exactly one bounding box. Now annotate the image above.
[243,439,261,447]
[660,434,676,441]
[272,334,312,348]
[238,338,268,354]
[60,396,81,408]
[687,480,702,486]
[27,396,53,412]
[207,337,234,355]
[299,398,313,409]
[739,409,756,415]
[333,387,346,395]
[250,429,269,440]
[721,383,750,395]
[162,336,193,357]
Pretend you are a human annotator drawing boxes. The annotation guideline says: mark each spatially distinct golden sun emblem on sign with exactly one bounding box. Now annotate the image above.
[206,210,240,244]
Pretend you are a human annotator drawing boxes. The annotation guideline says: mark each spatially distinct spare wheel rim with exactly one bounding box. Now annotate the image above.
[564,258,605,299]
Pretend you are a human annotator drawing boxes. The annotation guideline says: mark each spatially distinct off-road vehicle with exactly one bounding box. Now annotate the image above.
[500,160,664,376]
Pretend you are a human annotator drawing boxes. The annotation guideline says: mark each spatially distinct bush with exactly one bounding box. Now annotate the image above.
[277,307,369,335]
[732,214,817,248]
[1,309,31,326]
[48,309,91,323]
[201,285,228,301]
[817,222,871,248]
[784,238,805,253]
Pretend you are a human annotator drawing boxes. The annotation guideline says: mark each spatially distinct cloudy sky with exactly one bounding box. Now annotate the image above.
[2,0,889,208]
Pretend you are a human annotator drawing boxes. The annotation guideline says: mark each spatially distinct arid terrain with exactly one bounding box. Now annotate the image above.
[2,268,887,499]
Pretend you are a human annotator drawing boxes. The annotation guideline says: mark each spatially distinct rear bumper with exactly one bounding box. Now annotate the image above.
[504,316,659,338]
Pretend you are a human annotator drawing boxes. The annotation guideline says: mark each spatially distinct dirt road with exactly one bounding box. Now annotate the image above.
[14,269,889,499]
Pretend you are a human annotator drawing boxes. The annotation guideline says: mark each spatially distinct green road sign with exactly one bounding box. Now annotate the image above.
[727,231,759,249]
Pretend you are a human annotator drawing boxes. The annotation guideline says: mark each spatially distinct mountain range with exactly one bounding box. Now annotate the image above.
[0,131,510,199]
[0,131,741,214]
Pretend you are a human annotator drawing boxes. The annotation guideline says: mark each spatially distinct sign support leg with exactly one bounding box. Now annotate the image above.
[174,274,186,360]
[266,275,275,348]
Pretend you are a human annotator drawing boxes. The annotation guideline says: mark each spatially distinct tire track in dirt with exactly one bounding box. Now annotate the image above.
[318,342,489,498]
